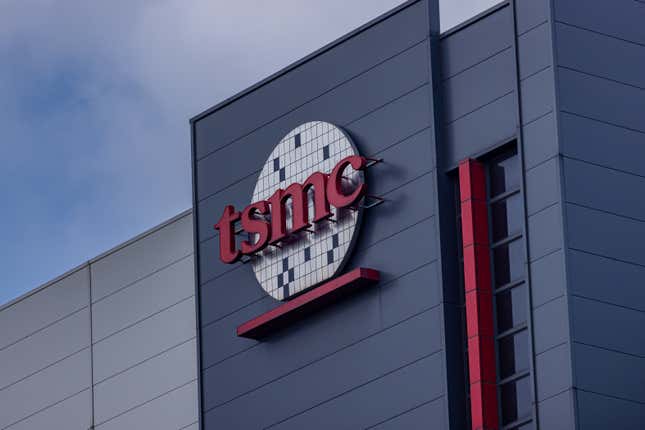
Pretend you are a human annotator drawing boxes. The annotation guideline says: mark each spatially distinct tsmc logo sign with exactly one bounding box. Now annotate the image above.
[214,121,376,302]
[215,155,366,261]
[213,122,381,338]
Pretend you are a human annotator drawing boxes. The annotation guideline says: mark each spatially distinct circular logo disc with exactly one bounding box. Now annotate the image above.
[250,121,363,301]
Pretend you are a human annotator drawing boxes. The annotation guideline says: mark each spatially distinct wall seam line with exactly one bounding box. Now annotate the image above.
[260,350,443,429]
[562,154,645,180]
[0,387,92,430]
[547,0,580,427]
[0,304,89,353]
[558,65,645,91]
[195,38,430,162]
[554,20,645,48]
[205,307,443,411]
[94,378,197,427]
[363,394,445,429]
[560,110,645,136]
[88,263,96,430]
[510,1,540,426]
[0,345,91,393]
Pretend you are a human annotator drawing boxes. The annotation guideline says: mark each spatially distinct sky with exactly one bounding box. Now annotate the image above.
[0,0,500,306]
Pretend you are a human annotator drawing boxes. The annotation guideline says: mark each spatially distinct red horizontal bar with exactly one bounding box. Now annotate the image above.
[237,267,380,339]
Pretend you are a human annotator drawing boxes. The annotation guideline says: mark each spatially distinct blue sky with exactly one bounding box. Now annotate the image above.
[0,0,498,306]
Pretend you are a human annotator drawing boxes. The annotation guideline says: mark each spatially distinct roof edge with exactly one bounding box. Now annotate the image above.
[190,0,510,125]
[0,208,193,312]
[189,0,422,124]
[440,0,509,39]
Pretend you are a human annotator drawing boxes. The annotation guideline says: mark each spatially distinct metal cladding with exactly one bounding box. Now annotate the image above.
[2,0,645,428]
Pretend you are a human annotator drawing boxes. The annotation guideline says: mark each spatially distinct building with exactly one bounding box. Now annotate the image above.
[2,0,644,429]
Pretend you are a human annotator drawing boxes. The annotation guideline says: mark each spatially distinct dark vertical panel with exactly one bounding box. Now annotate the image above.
[571,296,645,357]
[577,390,645,430]
[555,4,645,422]
[190,3,452,429]
[554,0,645,45]
[574,343,645,403]
[568,249,645,312]
[556,22,645,89]
[537,389,576,430]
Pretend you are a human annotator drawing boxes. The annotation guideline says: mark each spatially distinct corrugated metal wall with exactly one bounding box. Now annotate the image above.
[192,2,449,428]
[554,0,645,427]
[0,211,198,430]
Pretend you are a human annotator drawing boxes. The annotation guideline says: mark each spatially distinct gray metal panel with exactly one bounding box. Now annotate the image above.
[568,249,645,312]
[515,0,549,35]
[193,0,429,159]
[354,174,435,252]
[266,355,444,430]
[536,389,576,430]
[369,397,445,430]
[523,112,557,170]
[560,112,645,178]
[442,48,514,123]
[534,342,572,402]
[202,311,443,428]
[554,0,645,45]
[525,156,559,216]
[556,22,645,89]
[0,349,91,429]
[361,128,435,195]
[200,216,438,370]
[577,390,645,430]
[91,213,193,302]
[93,339,197,425]
[0,308,90,390]
[93,297,196,382]
[519,67,554,125]
[4,390,92,430]
[571,296,645,357]
[527,203,563,261]
[553,6,645,424]
[574,342,645,403]
[94,381,198,430]
[558,67,645,134]
[0,266,89,350]
[517,22,551,79]
[567,203,645,266]
[532,295,569,354]
[440,5,511,79]
[529,249,566,309]
[196,61,431,203]
[202,294,441,411]
[443,92,517,166]
[380,262,440,327]
[199,265,263,328]
[92,254,194,341]
[564,157,645,222]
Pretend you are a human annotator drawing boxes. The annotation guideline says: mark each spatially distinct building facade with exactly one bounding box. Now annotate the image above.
[2,0,645,429]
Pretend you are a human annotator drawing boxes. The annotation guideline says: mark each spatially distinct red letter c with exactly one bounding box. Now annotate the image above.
[327,155,367,209]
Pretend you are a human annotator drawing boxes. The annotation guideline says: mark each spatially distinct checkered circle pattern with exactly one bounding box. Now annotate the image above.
[250,121,363,301]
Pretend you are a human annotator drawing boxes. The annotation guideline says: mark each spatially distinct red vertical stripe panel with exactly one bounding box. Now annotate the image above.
[459,159,499,430]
